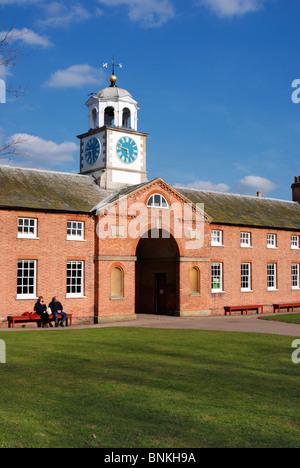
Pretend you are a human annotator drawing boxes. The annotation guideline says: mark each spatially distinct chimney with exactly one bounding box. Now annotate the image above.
[292,176,300,203]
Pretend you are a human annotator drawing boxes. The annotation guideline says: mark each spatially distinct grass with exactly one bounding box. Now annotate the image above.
[0,327,299,448]
[259,313,300,324]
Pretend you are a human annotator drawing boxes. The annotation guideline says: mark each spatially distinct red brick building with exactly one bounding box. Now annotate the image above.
[0,76,299,325]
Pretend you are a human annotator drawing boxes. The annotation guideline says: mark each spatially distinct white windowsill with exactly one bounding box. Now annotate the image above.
[16,296,38,300]
[66,294,86,299]
[211,244,225,247]
[267,288,279,292]
[241,289,253,293]
[267,246,278,249]
[66,237,87,242]
[292,287,300,290]
[17,236,39,240]
[241,245,253,248]
[211,290,225,294]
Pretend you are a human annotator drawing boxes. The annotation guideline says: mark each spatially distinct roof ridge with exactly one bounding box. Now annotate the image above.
[175,185,294,204]
[0,164,91,178]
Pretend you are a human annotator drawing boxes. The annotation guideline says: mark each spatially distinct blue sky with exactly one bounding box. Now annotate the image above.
[0,0,300,200]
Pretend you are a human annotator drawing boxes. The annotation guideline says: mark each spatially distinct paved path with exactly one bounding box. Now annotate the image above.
[1,313,300,337]
[99,313,300,337]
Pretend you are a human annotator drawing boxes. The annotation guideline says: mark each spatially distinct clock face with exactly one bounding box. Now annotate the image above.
[85,137,100,165]
[116,137,138,164]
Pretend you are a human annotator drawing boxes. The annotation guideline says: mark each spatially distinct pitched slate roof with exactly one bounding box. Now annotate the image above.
[0,165,109,213]
[0,166,299,231]
[176,187,300,231]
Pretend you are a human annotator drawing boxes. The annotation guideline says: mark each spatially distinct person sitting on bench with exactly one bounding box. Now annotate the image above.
[49,296,68,327]
[34,296,53,328]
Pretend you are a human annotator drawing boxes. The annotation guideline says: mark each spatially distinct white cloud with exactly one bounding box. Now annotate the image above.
[178,180,231,192]
[98,0,175,27]
[0,28,53,48]
[0,0,40,4]
[6,133,77,168]
[199,0,269,17]
[235,175,276,195]
[44,64,105,88]
[37,1,92,28]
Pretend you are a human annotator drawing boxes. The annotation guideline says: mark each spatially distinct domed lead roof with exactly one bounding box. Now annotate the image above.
[93,86,135,102]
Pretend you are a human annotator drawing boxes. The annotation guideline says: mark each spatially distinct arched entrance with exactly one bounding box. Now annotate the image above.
[135,229,179,315]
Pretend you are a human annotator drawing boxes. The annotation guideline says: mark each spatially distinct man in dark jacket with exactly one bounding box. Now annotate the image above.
[49,296,68,327]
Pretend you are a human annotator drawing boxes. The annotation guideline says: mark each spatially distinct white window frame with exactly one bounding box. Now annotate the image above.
[267,263,277,291]
[66,261,85,298]
[211,263,223,293]
[211,230,223,246]
[241,263,252,292]
[292,264,300,290]
[67,221,85,241]
[17,217,38,239]
[16,260,37,299]
[267,234,277,249]
[241,232,251,248]
[147,194,169,209]
[291,235,300,250]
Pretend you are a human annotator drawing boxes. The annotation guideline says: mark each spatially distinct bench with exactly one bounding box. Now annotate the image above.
[224,305,264,316]
[273,303,300,313]
[7,313,72,329]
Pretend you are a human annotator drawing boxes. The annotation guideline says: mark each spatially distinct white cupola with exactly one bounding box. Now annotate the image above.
[78,72,148,191]
[86,74,139,132]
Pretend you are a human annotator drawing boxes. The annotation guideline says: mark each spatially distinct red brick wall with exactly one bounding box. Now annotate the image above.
[0,210,95,326]
[1,179,300,326]
[207,224,300,314]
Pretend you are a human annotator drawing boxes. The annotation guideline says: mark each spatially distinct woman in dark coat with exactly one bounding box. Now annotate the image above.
[34,296,52,328]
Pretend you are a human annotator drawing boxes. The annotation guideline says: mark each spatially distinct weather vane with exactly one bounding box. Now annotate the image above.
[103,57,123,87]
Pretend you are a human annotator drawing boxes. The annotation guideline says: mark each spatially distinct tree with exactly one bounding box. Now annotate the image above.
[0,26,29,158]
[0,26,28,97]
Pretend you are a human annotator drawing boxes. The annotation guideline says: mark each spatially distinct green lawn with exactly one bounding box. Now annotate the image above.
[0,327,299,448]
[259,313,300,324]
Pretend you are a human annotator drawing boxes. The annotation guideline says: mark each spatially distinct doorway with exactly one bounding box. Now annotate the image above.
[135,229,179,315]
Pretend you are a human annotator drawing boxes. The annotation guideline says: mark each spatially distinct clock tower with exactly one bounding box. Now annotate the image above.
[77,73,148,191]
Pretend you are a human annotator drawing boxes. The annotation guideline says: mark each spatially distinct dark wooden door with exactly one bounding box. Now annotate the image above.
[155,273,167,315]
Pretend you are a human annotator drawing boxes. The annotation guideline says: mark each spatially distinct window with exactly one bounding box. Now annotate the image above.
[291,236,299,249]
[67,261,84,297]
[111,267,124,299]
[211,230,223,246]
[17,260,37,299]
[18,218,38,239]
[267,234,277,248]
[241,232,251,247]
[67,221,84,241]
[267,263,277,291]
[190,267,200,295]
[241,263,252,291]
[211,263,223,292]
[92,108,98,129]
[147,194,168,209]
[122,108,131,128]
[104,106,115,126]
[292,264,300,289]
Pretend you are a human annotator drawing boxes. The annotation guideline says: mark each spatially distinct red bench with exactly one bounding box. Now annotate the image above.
[273,303,300,313]
[7,313,72,328]
[225,305,264,316]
